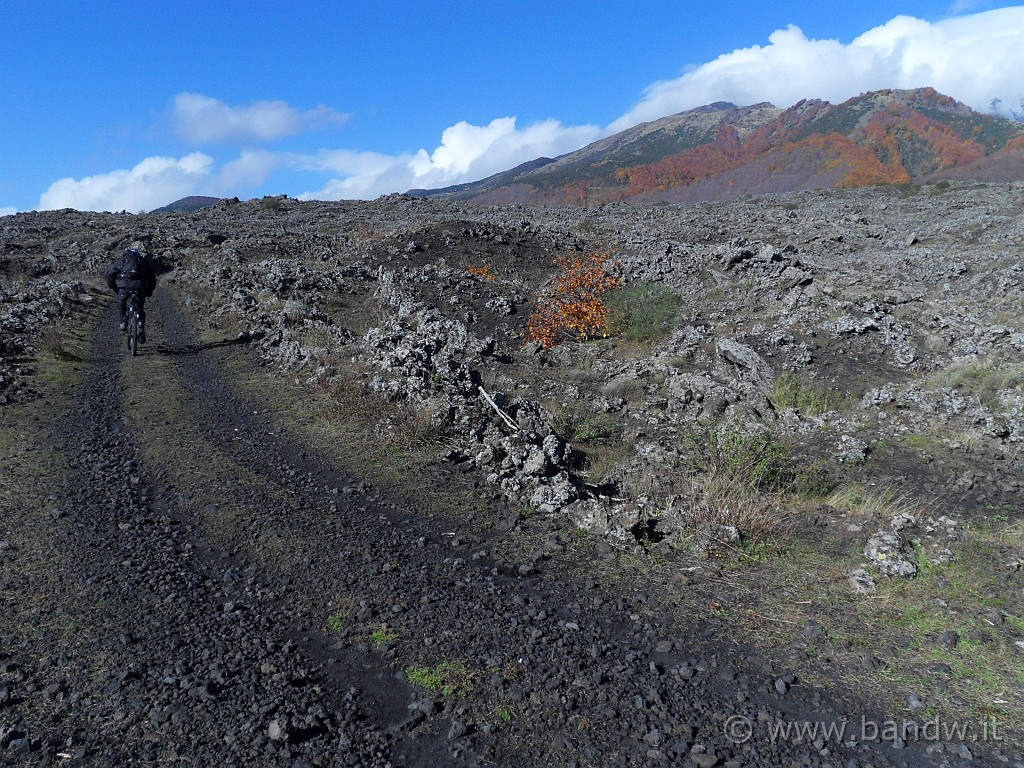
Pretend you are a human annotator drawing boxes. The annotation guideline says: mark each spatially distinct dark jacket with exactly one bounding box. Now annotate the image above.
[105,250,157,296]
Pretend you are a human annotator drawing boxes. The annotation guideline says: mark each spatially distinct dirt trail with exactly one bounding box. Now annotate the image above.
[0,289,973,766]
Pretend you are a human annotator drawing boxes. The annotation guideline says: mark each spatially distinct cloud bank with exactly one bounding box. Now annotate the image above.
[34,7,1024,212]
[173,93,350,145]
[610,7,1024,130]
[39,153,217,212]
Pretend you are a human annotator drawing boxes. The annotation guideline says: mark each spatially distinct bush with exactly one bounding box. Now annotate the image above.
[687,424,796,494]
[603,282,682,345]
[525,250,621,349]
[550,403,617,444]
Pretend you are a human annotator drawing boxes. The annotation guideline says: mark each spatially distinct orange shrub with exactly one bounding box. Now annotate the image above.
[525,250,622,349]
[467,264,497,281]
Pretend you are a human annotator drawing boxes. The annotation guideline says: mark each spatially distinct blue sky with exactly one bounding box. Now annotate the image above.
[2,1,1023,214]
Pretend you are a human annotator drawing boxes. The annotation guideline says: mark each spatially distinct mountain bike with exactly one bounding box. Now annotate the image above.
[125,291,141,357]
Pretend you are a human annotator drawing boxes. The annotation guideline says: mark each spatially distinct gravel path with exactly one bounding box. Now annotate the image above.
[0,289,999,766]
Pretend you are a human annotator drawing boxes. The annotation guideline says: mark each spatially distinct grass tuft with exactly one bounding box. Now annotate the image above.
[406,661,473,697]
[771,373,844,416]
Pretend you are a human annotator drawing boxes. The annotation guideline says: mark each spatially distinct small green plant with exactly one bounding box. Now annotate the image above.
[551,403,617,444]
[326,613,345,632]
[739,539,783,563]
[603,282,682,345]
[687,425,796,494]
[794,459,837,498]
[771,374,843,416]
[406,661,473,697]
[493,705,515,722]
[370,626,399,646]
[902,433,933,448]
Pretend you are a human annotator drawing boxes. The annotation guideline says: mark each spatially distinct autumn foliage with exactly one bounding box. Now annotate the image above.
[466,264,497,281]
[525,251,622,349]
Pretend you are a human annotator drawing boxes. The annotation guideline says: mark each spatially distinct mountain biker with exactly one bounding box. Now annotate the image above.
[105,246,157,343]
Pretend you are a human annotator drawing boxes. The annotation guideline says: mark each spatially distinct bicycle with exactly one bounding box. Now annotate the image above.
[125,291,142,356]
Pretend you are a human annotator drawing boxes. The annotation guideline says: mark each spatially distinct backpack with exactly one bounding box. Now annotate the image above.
[120,249,144,280]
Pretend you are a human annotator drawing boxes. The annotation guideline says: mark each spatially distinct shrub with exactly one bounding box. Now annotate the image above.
[466,264,497,281]
[550,403,617,444]
[525,250,621,349]
[687,424,796,494]
[603,282,682,345]
[37,324,67,359]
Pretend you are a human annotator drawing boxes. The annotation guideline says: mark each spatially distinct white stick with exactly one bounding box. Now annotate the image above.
[478,385,520,431]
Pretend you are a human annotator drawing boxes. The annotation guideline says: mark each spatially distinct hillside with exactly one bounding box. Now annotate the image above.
[150,195,222,213]
[414,88,1024,205]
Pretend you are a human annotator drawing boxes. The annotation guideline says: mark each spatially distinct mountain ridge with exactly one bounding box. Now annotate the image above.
[411,88,1024,205]
[150,195,222,213]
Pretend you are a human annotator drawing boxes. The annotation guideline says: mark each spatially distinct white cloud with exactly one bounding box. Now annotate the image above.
[35,149,288,212]
[216,150,282,190]
[38,153,215,212]
[610,7,1024,131]
[0,206,16,217]
[300,116,601,200]
[173,92,350,145]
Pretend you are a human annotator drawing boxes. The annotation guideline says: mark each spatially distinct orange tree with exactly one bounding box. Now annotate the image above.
[525,250,622,349]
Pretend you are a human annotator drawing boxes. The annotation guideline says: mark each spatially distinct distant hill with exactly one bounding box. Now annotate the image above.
[412,88,1024,205]
[151,196,222,213]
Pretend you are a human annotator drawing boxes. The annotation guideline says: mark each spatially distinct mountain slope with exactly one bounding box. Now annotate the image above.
[414,88,1024,205]
[151,195,222,213]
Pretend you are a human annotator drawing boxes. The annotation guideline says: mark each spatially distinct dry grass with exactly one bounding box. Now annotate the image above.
[826,483,926,522]
[682,473,794,558]
[931,355,1024,411]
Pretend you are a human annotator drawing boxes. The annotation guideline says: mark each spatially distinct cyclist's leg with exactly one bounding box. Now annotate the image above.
[115,289,129,330]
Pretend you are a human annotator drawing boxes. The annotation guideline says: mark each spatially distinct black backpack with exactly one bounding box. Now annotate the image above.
[120,249,144,280]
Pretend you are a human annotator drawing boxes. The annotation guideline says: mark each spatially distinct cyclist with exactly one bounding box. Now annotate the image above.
[105,246,157,342]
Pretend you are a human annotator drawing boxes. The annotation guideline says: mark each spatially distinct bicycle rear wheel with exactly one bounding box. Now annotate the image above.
[127,314,139,356]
